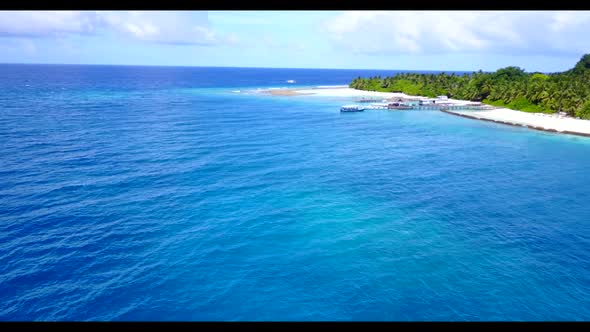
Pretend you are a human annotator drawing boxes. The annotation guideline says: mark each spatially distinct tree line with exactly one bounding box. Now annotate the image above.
[349,54,590,119]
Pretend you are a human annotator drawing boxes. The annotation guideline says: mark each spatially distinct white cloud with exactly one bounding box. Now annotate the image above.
[0,11,217,46]
[101,11,217,45]
[324,11,590,56]
[0,11,102,37]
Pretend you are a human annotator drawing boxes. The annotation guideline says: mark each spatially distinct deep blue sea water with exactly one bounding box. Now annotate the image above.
[1,64,590,321]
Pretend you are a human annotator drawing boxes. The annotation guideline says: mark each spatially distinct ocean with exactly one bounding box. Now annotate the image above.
[1,64,589,321]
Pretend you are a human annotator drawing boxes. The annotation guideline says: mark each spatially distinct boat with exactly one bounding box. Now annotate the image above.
[340,104,365,112]
[286,80,296,84]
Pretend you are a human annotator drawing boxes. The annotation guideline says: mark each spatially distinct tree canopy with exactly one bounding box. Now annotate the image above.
[572,54,590,74]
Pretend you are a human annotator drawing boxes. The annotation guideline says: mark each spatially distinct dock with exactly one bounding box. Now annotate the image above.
[411,104,498,111]
[341,99,499,112]
[383,104,497,111]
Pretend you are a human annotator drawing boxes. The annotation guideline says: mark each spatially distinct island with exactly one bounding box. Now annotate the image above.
[349,54,590,120]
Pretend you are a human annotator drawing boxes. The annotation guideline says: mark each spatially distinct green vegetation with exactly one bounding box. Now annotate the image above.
[483,97,551,114]
[349,54,590,119]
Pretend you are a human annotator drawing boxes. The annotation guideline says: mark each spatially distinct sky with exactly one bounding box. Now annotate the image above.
[0,10,590,72]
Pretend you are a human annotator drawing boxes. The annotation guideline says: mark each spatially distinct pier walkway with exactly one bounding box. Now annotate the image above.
[406,104,498,111]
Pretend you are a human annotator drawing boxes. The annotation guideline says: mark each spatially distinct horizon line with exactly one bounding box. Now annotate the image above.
[0,61,477,73]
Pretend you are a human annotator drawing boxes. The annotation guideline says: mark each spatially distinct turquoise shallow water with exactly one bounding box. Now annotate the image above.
[1,65,590,321]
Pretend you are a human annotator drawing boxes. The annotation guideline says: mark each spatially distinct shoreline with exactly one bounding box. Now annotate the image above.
[261,86,472,104]
[264,89,314,96]
[260,86,590,138]
[442,109,590,138]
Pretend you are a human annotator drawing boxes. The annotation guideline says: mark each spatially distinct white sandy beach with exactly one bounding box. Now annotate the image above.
[447,108,590,136]
[291,87,408,98]
[264,86,590,137]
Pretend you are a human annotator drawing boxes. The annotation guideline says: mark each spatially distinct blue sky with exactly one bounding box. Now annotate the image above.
[0,11,589,72]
